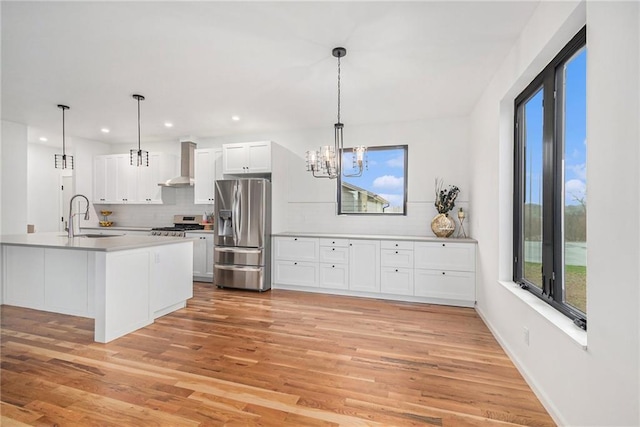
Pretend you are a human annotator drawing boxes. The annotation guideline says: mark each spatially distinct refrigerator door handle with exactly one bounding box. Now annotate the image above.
[215,264,262,273]
[233,181,242,244]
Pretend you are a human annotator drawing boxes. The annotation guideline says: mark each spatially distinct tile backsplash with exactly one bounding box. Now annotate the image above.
[94,187,210,227]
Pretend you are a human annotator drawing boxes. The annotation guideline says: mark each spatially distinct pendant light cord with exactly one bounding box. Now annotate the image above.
[137,96,141,151]
[62,107,66,154]
[337,54,341,124]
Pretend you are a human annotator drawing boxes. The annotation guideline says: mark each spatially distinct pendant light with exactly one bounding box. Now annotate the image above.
[306,47,367,179]
[130,94,149,166]
[54,104,73,169]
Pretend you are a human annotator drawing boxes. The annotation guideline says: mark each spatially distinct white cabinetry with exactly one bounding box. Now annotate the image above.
[189,232,214,281]
[272,235,476,307]
[414,242,475,305]
[93,155,118,203]
[222,141,271,174]
[138,152,177,203]
[115,154,137,203]
[194,148,221,204]
[273,237,318,287]
[380,241,414,296]
[348,239,380,292]
[319,238,349,290]
[93,153,177,204]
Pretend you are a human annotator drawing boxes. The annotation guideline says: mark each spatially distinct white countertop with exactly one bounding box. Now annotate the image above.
[272,232,477,243]
[82,226,214,234]
[1,232,192,252]
[82,226,153,232]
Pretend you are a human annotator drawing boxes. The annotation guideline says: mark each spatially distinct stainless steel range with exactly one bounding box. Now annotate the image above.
[150,214,204,237]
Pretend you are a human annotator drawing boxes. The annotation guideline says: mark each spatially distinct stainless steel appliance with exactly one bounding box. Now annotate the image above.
[150,214,204,237]
[214,179,271,291]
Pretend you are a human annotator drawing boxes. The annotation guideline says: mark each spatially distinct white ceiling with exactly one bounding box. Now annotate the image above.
[2,1,539,146]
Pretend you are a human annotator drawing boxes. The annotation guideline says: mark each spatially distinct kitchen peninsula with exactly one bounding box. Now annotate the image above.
[1,233,193,343]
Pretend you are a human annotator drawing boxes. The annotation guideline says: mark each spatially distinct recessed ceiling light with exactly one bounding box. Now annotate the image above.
[101,128,110,133]
[39,137,48,142]
[164,122,173,128]
[231,115,240,121]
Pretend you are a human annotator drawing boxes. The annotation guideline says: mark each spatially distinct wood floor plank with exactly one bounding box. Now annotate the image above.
[1,282,555,426]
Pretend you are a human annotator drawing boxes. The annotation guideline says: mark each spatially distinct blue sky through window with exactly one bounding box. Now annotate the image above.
[341,147,406,209]
[525,48,586,206]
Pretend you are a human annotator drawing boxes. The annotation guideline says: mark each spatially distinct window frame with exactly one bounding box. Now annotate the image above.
[513,26,587,328]
[337,144,408,216]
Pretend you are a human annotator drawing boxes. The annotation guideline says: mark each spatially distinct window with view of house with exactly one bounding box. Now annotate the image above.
[513,26,587,328]
[338,145,407,215]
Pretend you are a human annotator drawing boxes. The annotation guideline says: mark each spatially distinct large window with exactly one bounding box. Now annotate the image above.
[338,145,407,215]
[513,27,587,328]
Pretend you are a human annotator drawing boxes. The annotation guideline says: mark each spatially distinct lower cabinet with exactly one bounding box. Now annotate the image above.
[189,232,214,282]
[273,260,318,287]
[272,235,476,307]
[348,240,380,292]
[319,238,349,290]
[414,269,475,302]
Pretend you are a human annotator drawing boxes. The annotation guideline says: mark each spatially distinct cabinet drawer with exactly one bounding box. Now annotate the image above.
[274,237,319,262]
[414,242,475,271]
[273,260,318,287]
[380,249,414,268]
[380,240,414,251]
[319,246,349,264]
[380,267,414,295]
[319,238,349,247]
[319,263,349,290]
[414,269,475,302]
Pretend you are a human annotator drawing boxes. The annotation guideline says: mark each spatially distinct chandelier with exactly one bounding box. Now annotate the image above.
[130,94,149,166]
[306,47,367,179]
[54,104,73,169]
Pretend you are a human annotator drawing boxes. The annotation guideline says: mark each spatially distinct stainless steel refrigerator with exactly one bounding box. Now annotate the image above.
[213,179,271,291]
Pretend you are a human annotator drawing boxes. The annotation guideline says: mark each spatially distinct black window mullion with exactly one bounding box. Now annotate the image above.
[541,74,556,299]
[552,65,566,305]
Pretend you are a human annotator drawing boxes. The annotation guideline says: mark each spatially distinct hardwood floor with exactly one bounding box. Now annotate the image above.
[1,282,555,426]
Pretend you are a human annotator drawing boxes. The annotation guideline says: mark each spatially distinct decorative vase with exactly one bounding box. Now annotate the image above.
[431,213,456,238]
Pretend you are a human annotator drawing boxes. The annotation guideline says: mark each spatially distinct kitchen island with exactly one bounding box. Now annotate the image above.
[1,233,193,343]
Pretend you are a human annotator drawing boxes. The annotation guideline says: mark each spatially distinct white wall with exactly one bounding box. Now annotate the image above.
[27,143,63,232]
[470,1,640,426]
[1,120,28,234]
[202,117,471,236]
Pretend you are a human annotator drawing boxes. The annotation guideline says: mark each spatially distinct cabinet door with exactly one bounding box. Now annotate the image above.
[246,141,271,173]
[274,260,318,287]
[115,154,137,203]
[190,233,214,281]
[192,235,207,277]
[414,242,475,272]
[319,263,349,290]
[93,156,108,203]
[138,153,177,203]
[380,249,414,268]
[380,267,414,296]
[222,143,247,174]
[194,149,216,204]
[319,246,349,264]
[414,269,475,303]
[274,237,319,262]
[348,240,380,292]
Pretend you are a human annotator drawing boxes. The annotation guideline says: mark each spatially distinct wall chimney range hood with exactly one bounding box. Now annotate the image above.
[159,140,196,187]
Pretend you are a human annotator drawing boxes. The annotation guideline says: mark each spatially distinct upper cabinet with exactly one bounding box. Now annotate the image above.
[194,148,222,205]
[222,141,271,175]
[93,153,177,204]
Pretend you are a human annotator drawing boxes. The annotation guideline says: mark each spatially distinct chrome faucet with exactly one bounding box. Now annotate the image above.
[68,194,90,238]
